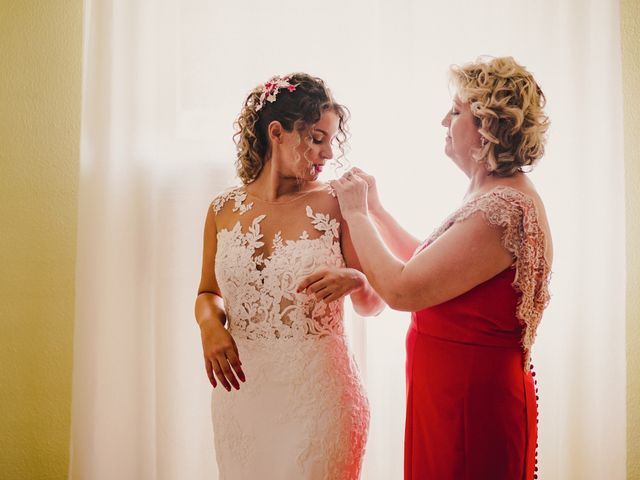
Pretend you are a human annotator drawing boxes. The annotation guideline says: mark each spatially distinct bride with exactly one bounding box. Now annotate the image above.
[195,73,384,479]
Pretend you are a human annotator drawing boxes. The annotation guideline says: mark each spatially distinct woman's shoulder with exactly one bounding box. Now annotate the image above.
[459,182,541,230]
[483,175,546,206]
[461,177,548,225]
[464,178,553,265]
[307,181,337,197]
[210,184,251,215]
[304,182,340,206]
[475,174,535,201]
[483,177,551,231]
[292,183,342,227]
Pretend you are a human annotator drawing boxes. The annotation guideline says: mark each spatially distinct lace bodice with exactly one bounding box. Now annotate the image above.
[210,185,369,479]
[421,186,551,371]
[213,186,346,341]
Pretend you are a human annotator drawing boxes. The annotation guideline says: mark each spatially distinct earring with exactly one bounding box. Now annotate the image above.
[480,136,486,147]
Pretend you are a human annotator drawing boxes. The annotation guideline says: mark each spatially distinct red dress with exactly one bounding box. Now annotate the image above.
[404,187,550,480]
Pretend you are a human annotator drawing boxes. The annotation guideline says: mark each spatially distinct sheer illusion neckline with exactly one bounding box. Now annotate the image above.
[216,203,341,274]
[243,186,326,205]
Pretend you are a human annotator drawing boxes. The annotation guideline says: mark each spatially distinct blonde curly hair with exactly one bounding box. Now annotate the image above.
[450,56,550,177]
[233,73,349,184]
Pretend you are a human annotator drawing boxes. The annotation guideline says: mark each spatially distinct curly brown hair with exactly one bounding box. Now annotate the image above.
[233,73,349,184]
[450,57,550,177]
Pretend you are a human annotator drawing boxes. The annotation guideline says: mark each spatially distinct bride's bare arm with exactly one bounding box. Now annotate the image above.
[295,189,385,316]
[294,224,385,316]
[340,220,386,316]
[196,205,245,391]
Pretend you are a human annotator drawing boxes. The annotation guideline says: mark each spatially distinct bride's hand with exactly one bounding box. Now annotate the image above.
[200,319,245,391]
[330,169,369,220]
[296,267,365,303]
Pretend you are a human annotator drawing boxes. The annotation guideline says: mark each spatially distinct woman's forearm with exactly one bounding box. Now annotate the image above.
[195,292,227,329]
[370,206,421,262]
[346,212,406,306]
[349,277,385,316]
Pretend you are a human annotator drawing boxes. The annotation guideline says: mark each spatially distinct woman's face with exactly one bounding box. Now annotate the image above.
[279,109,338,181]
[441,97,481,168]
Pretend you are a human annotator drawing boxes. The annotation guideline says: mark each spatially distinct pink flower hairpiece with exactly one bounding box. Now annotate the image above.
[255,75,298,112]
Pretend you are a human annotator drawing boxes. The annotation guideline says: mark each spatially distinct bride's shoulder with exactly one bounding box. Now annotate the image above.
[305,182,342,215]
[210,184,249,215]
[307,181,336,197]
[306,182,338,202]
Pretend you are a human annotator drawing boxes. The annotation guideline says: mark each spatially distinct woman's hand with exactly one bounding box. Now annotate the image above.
[200,319,245,391]
[330,169,369,220]
[349,167,383,214]
[296,267,365,303]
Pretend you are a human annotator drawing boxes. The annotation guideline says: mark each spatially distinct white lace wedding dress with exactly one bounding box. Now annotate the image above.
[210,185,369,480]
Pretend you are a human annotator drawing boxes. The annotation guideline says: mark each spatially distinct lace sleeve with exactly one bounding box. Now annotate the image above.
[439,187,551,371]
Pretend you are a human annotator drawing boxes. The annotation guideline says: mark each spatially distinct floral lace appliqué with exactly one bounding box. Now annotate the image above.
[210,186,369,479]
[215,204,345,341]
[211,186,254,215]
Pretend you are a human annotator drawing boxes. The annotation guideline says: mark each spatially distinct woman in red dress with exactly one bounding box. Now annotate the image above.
[304,57,553,479]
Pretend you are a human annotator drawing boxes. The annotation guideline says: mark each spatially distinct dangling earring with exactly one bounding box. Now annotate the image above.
[478,136,490,171]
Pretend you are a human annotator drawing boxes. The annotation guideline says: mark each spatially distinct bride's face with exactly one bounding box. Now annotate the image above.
[279,110,338,181]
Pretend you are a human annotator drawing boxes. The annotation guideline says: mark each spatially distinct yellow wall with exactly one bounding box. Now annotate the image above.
[622,0,640,478]
[0,1,82,479]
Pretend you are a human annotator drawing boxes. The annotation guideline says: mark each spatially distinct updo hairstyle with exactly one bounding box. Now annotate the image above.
[233,73,349,184]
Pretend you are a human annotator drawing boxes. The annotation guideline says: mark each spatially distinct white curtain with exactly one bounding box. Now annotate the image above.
[70,0,626,478]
